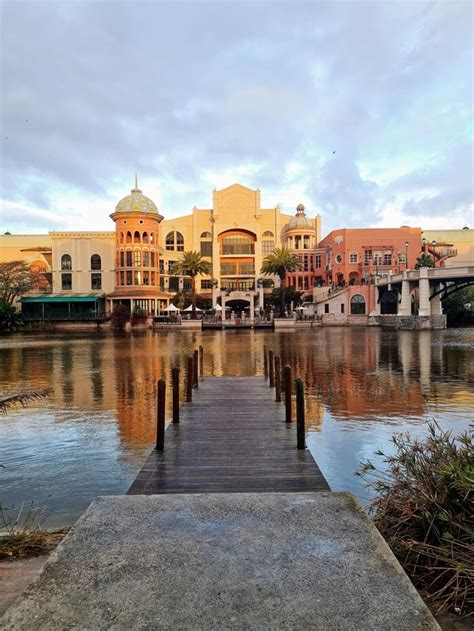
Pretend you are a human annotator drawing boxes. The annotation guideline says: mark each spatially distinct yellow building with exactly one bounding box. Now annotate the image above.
[2,183,321,319]
[422,228,473,268]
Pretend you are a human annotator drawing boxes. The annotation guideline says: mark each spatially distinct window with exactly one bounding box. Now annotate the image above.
[142,232,149,243]
[221,233,254,255]
[61,273,72,290]
[373,251,382,265]
[91,254,101,270]
[201,280,213,289]
[221,263,237,275]
[303,235,310,249]
[335,254,343,264]
[126,251,132,266]
[134,231,141,244]
[166,231,184,251]
[349,253,358,263]
[143,251,149,267]
[159,259,164,273]
[201,241,212,257]
[120,232,124,244]
[340,303,345,314]
[350,294,366,314]
[120,271,124,285]
[91,273,102,290]
[201,231,212,238]
[120,251,124,267]
[126,271,133,285]
[364,249,372,265]
[183,279,191,291]
[160,277,164,290]
[384,253,392,265]
[169,277,179,291]
[134,251,141,267]
[239,263,255,275]
[262,231,274,238]
[315,254,321,268]
[134,271,141,285]
[151,252,155,267]
[262,239,274,256]
[143,271,149,285]
[168,260,176,274]
[324,304,329,314]
[61,254,72,271]
[126,231,132,244]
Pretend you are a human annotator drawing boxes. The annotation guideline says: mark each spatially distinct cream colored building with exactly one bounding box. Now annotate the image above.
[422,228,473,268]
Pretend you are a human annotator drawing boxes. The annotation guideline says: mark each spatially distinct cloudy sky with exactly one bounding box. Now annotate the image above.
[1,1,472,236]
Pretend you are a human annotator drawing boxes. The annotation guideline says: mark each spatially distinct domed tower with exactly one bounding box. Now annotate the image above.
[109,177,165,316]
[284,204,321,296]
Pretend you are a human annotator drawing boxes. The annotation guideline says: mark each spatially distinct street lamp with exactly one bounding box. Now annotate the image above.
[405,241,409,270]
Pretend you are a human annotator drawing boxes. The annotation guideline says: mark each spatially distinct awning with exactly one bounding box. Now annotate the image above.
[21,293,105,303]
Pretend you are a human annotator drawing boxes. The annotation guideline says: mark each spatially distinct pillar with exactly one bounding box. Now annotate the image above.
[418,268,430,316]
[371,284,381,315]
[431,285,443,315]
[259,284,264,310]
[398,274,411,316]
[249,295,255,323]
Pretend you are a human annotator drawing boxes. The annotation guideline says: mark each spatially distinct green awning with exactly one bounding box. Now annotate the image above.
[21,293,105,303]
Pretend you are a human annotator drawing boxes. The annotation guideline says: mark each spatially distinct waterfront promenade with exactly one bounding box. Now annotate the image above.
[2,366,439,629]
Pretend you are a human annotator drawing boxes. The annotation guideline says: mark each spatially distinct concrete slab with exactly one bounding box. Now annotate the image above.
[1,493,439,630]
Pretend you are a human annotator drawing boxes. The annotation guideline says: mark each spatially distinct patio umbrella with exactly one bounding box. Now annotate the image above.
[163,304,180,312]
[214,304,223,311]
[183,305,202,312]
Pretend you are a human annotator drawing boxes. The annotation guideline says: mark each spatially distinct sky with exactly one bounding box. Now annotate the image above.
[1,0,473,236]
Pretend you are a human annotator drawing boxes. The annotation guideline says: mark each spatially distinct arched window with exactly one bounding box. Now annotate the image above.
[221,232,255,255]
[200,231,212,257]
[262,230,275,256]
[61,254,72,270]
[166,231,185,251]
[262,231,274,238]
[350,294,366,315]
[134,231,141,244]
[126,231,132,244]
[91,254,101,270]
[120,232,124,244]
[150,232,154,244]
[142,231,149,243]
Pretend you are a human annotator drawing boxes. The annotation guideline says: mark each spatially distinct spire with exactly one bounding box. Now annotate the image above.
[132,172,141,193]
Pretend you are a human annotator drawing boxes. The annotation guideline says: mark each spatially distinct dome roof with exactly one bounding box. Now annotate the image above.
[115,179,159,215]
[286,204,315,232]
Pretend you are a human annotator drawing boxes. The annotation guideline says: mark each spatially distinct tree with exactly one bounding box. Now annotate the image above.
[266,287,302,311]
[442,286,474,326]
[173,251,211,319]
[111,304,129,330]
[0,300,23,334]
[415,253,435,269]
[0,260,45,305]
[260,248,302,317]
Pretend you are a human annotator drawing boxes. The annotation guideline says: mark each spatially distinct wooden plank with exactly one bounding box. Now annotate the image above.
[128,377,329,495]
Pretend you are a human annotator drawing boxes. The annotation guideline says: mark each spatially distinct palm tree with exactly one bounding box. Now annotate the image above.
[173,251,211,319]
[260,248,302,317]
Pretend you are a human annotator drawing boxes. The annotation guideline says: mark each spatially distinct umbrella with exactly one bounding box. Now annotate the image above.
[183,305,202,312]
[295,306,304,311]
[163,304,180,312]
[214,304,222,311]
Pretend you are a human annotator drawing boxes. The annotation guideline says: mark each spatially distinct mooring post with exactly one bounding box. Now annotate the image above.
[193,350,199,388]
[186,356,193,402]
[296,377,305,449]
[199,345,204,378]
[275,356,281,402]
[172,367,179,424]
[263,345,268,379]
[284,365,292,423]
[269,350,274,387]
[156,379,166,451]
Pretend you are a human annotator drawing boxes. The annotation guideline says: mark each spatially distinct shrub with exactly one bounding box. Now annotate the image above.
[358,422,473,617]
[111,304,129,330]
[0,300,23,334]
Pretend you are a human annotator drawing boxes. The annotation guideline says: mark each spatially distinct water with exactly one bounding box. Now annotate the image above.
[0,328,472,528]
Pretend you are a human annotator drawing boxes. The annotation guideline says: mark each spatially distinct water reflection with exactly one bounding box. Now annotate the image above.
[0,328,472,526]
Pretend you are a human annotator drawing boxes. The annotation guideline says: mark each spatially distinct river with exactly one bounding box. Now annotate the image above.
[0,327,472,528]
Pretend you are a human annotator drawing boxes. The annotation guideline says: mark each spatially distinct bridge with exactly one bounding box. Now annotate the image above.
[373,266,474,318]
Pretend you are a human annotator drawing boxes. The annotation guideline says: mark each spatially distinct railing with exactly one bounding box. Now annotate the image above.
[21,314,109,322]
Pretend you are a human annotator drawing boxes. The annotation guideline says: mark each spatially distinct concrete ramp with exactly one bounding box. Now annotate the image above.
[2,493,439,630]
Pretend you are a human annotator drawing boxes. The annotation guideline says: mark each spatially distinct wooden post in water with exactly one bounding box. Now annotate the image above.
[199,345,204,379]
[269,350,274,387]
[263,345,268,379]
[156,379,166,451]
[296,378,305,449]
[284,365,292,423]
[172,367,179,424]
[186,356,193,402]
[275,356,281,402]
[193,350,199,388]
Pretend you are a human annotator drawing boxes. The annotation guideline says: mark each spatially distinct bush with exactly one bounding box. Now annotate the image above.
[358,422,473,617]
[111,304,129,330]
[0,300,23,334]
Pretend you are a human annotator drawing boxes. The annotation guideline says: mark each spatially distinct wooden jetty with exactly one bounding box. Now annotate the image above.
[128,376,329,495]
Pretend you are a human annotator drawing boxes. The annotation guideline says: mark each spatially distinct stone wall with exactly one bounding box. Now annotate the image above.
[368,315,447,330]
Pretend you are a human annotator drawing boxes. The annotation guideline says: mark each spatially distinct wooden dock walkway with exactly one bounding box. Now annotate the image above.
[128,376,329,494]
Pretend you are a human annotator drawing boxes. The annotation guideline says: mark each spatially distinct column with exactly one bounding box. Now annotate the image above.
[371,283,381,315]
[249,295,255,323]
[258,284,264,310]
[431,285,443,315]
[398,274,411,316]
[418,268,430,316]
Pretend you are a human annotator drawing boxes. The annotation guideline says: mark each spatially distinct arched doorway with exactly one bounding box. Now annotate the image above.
[225,299,250,318]
[380,291,398,315]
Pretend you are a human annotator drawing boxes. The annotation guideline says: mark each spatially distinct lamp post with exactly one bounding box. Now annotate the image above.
[405,241,409,270]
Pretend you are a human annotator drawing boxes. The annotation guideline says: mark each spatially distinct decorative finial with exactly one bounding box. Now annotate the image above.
[296,203,305,214]
[135,172,138,189]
